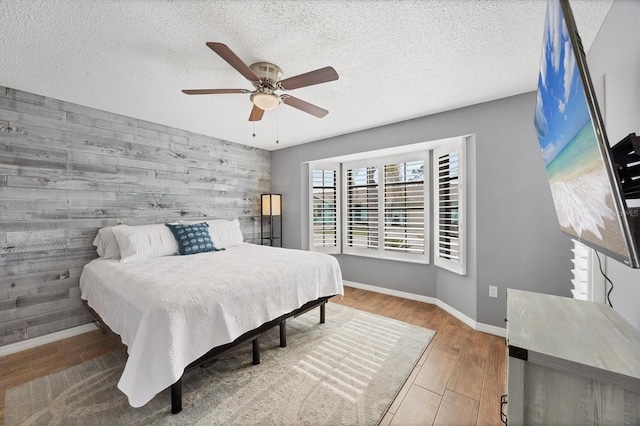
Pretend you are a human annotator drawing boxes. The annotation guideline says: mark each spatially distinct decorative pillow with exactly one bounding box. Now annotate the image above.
[92,226,121,259]
[112,224,179,263]
[165,223,222,255]
[178,218,244,248]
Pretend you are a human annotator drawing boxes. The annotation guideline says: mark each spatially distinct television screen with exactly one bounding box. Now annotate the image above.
[534,0,638,267]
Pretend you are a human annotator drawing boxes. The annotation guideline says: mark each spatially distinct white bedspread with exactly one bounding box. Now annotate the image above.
[79,243,343,408]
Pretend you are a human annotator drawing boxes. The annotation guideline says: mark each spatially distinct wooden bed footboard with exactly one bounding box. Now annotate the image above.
[83,296,334,414]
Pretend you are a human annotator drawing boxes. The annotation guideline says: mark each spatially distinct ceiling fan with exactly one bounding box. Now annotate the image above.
[182,42,339,122]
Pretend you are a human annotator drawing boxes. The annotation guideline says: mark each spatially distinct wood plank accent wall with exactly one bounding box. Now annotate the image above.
[0,86,270,346]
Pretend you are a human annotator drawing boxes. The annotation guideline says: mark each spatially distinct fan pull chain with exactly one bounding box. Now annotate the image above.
[276,108,279,144]
[252,122,256,137]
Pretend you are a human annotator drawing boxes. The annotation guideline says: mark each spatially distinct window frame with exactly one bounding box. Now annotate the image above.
[306,135,468,272]
[342,153,430,264]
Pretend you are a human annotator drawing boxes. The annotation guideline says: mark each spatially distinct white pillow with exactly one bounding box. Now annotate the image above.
[111,224,179,262]
[92,226,121,259]
[178,218,244,248]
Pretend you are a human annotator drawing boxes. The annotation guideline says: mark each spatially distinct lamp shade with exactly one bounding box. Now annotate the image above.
[251,93,280,111]
[261,194,281,216]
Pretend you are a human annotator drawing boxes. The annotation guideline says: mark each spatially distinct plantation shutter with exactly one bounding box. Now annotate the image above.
[433,140,466,275]
[383,160,425,255]
[345,165,379,251]
[570,240,589,300]
[309,166,340,253]
[570,239,605,302]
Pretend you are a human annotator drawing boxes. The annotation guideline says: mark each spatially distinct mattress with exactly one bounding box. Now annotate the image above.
[79,243,343,407]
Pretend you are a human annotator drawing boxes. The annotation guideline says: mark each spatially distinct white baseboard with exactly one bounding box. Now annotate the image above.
[343,280,438,304]
[0,323,99,357]
[343,280,506,338]
[476,322,507,337]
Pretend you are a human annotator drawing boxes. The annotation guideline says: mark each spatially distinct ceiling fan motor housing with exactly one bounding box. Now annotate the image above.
[250,62,282,89]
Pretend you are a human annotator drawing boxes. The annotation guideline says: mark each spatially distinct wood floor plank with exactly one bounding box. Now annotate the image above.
[476,335,507,426]
[423,306,449,331]
[483,335,506,385]
[433,321,470,355]
[413,348,457,396]
[55,329,104,347]
[0,341,58,368]
[447,349,487,401]
[476,376,504,426]
[463,329,492,358]
[390,385,441,426]
[79,340,125,362]
[433,389,479,425]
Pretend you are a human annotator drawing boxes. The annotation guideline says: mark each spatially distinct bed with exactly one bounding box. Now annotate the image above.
[79,220,343,413]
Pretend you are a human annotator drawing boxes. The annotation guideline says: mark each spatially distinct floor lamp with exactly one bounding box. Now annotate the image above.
[261,194,282,246]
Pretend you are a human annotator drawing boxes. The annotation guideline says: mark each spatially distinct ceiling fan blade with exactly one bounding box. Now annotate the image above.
[249,105,264,121]
[278,66,339,90]
[281,95,328,118]
[206,42,260,82]
[182,89,250,95]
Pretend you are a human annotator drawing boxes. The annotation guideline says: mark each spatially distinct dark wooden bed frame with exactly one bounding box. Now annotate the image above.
[84,295,334,414]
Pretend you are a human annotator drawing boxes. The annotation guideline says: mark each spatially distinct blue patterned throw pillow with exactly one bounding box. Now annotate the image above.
[165,223,222,255]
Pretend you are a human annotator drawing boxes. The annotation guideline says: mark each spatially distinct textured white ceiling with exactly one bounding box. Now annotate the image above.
[0,0,613,151]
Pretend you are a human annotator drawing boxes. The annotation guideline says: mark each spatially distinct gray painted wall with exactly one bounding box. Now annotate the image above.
[0,87,270,346]
[474,93,572,327]
[271,92,572,328]
[587,0,640,330]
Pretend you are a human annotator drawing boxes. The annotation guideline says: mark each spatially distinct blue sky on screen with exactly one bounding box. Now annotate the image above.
[534,0,591,166]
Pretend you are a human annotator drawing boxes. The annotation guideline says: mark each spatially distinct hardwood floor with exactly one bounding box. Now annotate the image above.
[333,287,506,425]
[0,286,506,425]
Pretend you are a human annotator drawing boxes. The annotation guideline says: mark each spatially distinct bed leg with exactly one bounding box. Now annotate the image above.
[320,302,326,324]
[279,319,287,347]
[171,377,183,414]
[252,337,260,365]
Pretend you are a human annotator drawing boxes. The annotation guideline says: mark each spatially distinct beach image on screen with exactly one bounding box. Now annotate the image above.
[534,0,627,258]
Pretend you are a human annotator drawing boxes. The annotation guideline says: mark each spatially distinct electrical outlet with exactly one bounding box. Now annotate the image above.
[489,286,498,298]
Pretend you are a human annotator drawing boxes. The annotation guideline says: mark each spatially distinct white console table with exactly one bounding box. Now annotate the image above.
[505,289,640,425]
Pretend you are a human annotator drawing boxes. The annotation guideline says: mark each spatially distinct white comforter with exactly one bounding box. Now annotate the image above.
[79,243,343,408]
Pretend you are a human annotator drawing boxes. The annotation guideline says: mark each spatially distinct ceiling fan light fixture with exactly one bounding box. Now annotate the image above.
[251,93,280,111]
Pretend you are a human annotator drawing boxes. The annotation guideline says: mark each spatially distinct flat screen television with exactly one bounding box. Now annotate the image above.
[534,0,640,268]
